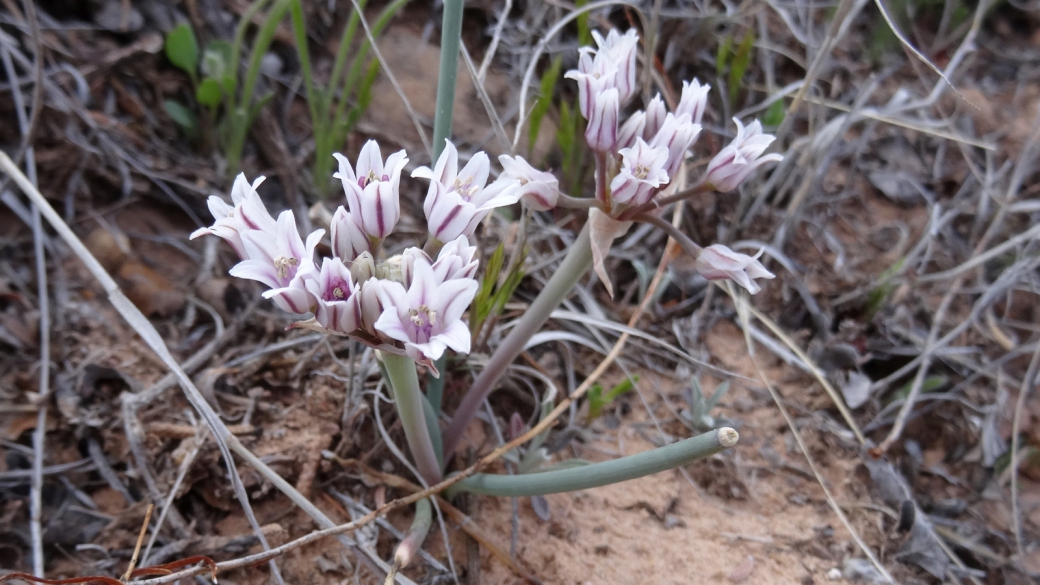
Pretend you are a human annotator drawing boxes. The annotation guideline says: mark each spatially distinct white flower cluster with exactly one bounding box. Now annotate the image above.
[191,140,549,374]
[565,29,781,295]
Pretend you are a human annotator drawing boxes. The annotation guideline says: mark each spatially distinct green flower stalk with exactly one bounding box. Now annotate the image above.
[381,352,443,485]
[448,428,738,497]
[389,497,432,578]
[432,0,465,160]
[442,223,594,457]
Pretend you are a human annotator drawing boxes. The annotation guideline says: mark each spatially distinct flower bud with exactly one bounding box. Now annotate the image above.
[350,251,377,285]
[675,79,710,126]
[694,244,775,294]
[585,88,619,153]
[644,94,667,139]
[617,110,646,150]
[330,206,371,261]
[648,113,701,177]
[498,155,560,211]
[705,118,784,192]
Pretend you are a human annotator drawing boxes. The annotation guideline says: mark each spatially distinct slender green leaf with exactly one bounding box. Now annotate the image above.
[728,31,755,107]
[762,98,785,127]
[528,55,563,155]
[588,376,638,419]
[715,35,732,75]
[575,0,592,46]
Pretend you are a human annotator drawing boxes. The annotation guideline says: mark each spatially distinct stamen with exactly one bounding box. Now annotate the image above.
[273,255,299,279]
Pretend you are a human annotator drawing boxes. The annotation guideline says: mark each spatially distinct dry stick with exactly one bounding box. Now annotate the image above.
[330,459,542,584]
[773,0,869,144]
[127,188,695,585]
[0,0,43,199]
[730,289,895,583]
[2,8,47,575]
[878,110,1040,453]
[0,152,293,584]
[122,504,155,581]
[141,429,205,565]
[347,0,431,157]
[476,0,512,83]
[875,282,961,454]
[1010,341,1040,563]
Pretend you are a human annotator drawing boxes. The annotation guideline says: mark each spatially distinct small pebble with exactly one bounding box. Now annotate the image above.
[827,568,842,580]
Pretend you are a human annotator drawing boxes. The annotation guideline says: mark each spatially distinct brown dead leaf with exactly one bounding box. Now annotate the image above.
[117,260,185,316]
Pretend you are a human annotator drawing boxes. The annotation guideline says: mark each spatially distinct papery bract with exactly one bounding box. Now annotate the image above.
[304,257,362,334]
[330,206,371,261]
[588,208,633,299]
[705,118,784,192]
[374,256,478,375]
[609,138,670,207]
[499,155,560,211]
[333,140,408,239]
[694,244,775,294]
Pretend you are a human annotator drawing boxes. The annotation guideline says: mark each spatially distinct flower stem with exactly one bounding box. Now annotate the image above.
[446,428,738,497]
[632,212,702,258]
[390,498,432,575]
[381,352,443,485]
[432,0,464,161]
[442,223,593,457]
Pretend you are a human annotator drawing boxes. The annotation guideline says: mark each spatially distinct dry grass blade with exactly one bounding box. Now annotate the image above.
[871,0,974,107]
[348,0,431,157]
[728,287,894,583]
[122,504,154,581]
[745,305,866,444]
[1010,342,1040,564]
[2,3,47,575]
[0,151,289,583]
[459,42,510,153]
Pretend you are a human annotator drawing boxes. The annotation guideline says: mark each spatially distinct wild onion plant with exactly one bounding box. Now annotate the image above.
[191,25,780,574]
